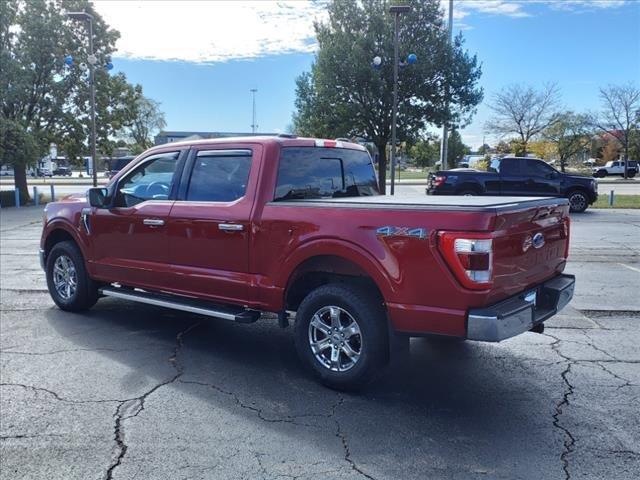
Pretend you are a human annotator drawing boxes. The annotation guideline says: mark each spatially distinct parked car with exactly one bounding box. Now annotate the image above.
[427,156,598,213]
[592,160,638,178]
[0,167,14,176]
[40,137,575,390]
[31,167,52,178]
[53,166,73,176]
[105,156,135,178]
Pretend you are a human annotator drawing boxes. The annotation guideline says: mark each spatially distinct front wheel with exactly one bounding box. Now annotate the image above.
[568,191,589,213]
[294,284,388,391]
[46,241,99,311]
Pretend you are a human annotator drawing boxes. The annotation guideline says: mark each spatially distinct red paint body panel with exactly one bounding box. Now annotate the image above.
[41,136,571,337]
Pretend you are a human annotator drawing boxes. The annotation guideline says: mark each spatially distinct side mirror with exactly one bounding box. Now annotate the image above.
[87,187,109,208]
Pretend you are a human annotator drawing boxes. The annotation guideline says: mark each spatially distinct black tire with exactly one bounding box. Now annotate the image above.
[594,170,606,178]
[294,283,388,391]
[567,190,589,213]
[46,240,98,312]
[628,171,636,178]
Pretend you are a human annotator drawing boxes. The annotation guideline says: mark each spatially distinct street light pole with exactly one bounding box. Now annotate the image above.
[66,11,97,187]
[440,0,454,171]
[389,5,410,196]
[250,88,258,134]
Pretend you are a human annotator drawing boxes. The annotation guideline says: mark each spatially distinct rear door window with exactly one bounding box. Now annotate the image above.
[186,150,252,202]
[274,147,379,200]
[500,160,522,176]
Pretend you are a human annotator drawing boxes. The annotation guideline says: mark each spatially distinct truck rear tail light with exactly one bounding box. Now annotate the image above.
[433,175,447,187]
[438,233,493,290]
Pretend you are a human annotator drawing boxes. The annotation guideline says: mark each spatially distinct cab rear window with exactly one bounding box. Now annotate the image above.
[274,147,379,201]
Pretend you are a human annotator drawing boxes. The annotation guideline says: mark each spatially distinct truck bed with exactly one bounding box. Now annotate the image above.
[271,195,568,212]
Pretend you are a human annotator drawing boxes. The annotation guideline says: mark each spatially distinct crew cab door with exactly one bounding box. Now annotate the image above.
[521,159,561,196]
[498,159,528,195]
[166,145,260,305]
[89,150,185,289]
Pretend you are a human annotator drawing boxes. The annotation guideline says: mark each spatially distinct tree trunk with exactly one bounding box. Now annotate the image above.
[13,163,31,205]
[376,142,387,194]
[623,142,629,179]
[560,157,566,172]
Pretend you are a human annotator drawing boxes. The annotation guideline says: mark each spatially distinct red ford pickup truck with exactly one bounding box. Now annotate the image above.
[40,136,575,390]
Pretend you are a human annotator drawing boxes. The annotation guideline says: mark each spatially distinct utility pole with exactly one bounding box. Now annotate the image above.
[250,88,258,134]
[389,5,410,195]
[440,0,453,171]
[67,11,98,187]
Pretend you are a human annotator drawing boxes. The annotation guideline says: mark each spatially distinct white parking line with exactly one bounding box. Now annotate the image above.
[618,263,640,274]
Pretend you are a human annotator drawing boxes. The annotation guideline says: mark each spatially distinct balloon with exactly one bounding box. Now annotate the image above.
[373,56,382,66]
[64,55,73,66]
[79,62,88,71]
[407,53,417,65]
[105,62,114,71]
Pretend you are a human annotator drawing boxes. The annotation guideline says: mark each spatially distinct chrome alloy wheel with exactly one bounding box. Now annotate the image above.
[53,254,77,300]
[308,306,362,372]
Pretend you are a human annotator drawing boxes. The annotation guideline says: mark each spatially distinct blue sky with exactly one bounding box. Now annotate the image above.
[99,0,640,149]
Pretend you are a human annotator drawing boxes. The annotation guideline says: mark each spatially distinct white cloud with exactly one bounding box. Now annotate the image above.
[93,0,327,63]
[445,0,628,22]
[94,0,630,64]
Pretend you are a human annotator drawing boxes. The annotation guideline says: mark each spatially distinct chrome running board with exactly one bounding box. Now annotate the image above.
[99,286,260,323]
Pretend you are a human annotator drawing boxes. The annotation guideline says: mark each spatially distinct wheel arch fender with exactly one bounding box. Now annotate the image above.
[278,239,395,309]
[43,218,89,263]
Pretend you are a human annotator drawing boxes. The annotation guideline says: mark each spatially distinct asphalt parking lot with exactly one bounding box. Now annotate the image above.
[1,206,639,480]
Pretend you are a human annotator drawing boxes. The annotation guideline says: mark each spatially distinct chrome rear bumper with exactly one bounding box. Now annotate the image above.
[467,274,575,342]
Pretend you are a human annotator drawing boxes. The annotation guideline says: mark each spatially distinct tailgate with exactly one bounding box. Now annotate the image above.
[489,201,570,302]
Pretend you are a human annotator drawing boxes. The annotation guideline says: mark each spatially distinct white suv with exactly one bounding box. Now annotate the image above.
[593,161,638,178]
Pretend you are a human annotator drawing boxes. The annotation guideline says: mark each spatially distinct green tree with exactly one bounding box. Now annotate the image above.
[447,129,470,166]
[478,143,491,155]
[0,117,41,201]
[292,0,483,192]
[1,0,122,199]
[543,112,591,171]
[409,137,440,168]
[127,95,167,150]
[1,0,151,198]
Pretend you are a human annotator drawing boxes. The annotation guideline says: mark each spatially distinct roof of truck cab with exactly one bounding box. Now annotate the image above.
[146,136,367,152]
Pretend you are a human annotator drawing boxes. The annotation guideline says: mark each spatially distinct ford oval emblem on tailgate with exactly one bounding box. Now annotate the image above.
[532,232,545,249]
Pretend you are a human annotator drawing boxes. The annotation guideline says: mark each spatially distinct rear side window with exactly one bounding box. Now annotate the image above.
[186,150,252,202]
[274,147,379,201]
[500,160,521,175]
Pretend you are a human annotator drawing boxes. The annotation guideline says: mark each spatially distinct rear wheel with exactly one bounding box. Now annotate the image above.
[294,283,388,391]
[46,241,98,311]
[567,190,589,213]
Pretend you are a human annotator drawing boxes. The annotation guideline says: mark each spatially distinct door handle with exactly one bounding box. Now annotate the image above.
[143,218,165,227]
[218,223,244,232]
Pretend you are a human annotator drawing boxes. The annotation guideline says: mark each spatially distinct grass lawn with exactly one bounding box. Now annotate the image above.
[592,194,640,209]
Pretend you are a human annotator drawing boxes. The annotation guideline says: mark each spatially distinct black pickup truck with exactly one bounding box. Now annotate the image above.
[427,157,598,213]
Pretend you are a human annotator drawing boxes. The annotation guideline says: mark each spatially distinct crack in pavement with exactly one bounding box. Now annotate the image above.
[0,383,122,405]
[103,321,200,480]
[544,333,576,480]
[543,330,640,480]
[180,380,376,479]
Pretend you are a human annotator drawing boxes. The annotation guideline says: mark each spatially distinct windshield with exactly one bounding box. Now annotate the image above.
[274,147,379,201]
